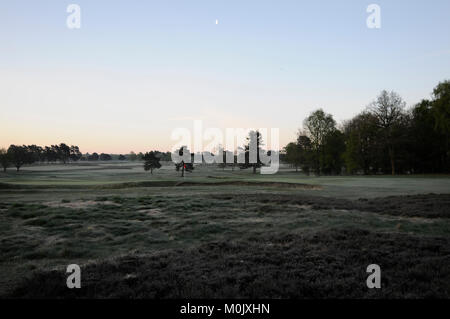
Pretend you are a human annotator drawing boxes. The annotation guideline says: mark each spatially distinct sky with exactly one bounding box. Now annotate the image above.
[0,0,449,153]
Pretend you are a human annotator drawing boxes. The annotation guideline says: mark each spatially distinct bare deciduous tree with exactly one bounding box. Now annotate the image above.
[369,90,406,175]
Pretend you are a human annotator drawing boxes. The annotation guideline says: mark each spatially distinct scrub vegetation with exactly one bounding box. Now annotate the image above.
[0,163,449,298]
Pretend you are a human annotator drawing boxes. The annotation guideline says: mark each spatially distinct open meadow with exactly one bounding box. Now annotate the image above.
[0,162,449,298]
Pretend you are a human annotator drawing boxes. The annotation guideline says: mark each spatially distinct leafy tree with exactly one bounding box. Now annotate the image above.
[143,151,162,174]
[88,153,99,161]
[303,109,336,175]
[7,145,33,171]
[432,80,450,135]
[239,130,264,174]
[284,142,302,172]
[99,153,112,161]
[296,134,313,174]
[58,143,71,164]
[51,145,60,162]
[321,129,346,175]
[27,145,44,163]
[343,112,379,174]
[431,80,450,171]
[368,90,406,175]
[160,152,172,161]
[44,146,58,163]
[408,99,448,173]
[0,148,10,172]
[69,146,82,162]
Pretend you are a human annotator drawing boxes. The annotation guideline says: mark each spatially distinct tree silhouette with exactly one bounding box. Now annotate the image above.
[7,145,33,172]
[0,148,10,172]
[284,142,302,172]
[239,130,263,174]
[58,143,71,164]
[143,151,162,174]
[343,112,379,174]
[88,153,99,161]
[368,90,406,175]
[303,109,336,175]
[99,153,112,161]
[69,146,82,162]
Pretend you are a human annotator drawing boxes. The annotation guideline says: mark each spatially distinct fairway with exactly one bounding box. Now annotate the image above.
[0,163,449,298]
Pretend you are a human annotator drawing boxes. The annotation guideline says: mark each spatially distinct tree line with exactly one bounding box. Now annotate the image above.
[1,80,448,175]
[0,144,83,172]
[283,80,449,175]
[164,133,271,176]
[0,144,176,172]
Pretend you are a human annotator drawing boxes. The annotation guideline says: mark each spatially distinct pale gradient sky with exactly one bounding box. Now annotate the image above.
[1,0,449,153]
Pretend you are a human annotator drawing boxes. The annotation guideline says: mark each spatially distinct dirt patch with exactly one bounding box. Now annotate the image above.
[6,228,449,299]
[44,200,121,209]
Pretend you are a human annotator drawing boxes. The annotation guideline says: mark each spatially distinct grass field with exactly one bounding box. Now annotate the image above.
[0,162,449,298]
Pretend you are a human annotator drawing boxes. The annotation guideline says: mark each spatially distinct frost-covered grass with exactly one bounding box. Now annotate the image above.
[0,163,449,298]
